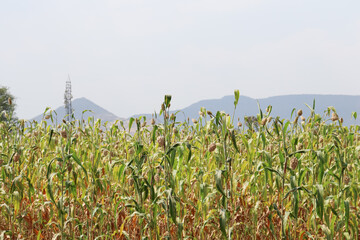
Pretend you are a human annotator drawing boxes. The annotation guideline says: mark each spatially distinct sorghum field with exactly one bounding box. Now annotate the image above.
[1,92,360,239]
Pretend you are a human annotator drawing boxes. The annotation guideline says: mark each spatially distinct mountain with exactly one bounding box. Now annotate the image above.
[132,94,360,125]
[31,94,360,126]
[32,97,123,123]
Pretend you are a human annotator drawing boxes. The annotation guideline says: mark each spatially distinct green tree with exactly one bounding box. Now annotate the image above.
[0,86,16,122]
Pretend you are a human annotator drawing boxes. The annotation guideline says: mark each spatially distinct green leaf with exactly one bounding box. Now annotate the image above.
[186,142,192,162]
[164,95,172,108]
[166,142,181,156]
[313,98,316,111]
[230,130,240,153]
[128,117,135,132]
[273,203,283,220]
[345,200,349,231]
[234,89,239,108]
[152,125,158,143]
[283,121,290,137]
[143,178,156,202]
[352,112,357,120]
[215,170,226,197]
[320,225,331,239]
[283,211,291,233]
[283,186,303,200]
[265,167,284,180]
[289,149,312,157]
[71,152,88,181]
[37,230,42,240]
[219,208,227,239]
[316,185,324,220]
[169,194,177,224]
[48,129,54,145]
[47,173,58,207]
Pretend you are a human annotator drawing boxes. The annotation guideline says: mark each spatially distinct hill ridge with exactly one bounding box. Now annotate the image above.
[32,97,123,123]
[131,94,360,125]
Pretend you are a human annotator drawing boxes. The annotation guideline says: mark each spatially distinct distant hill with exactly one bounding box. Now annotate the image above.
[31,94,360,126]
[32,97,123,123]
[132,94,360,125]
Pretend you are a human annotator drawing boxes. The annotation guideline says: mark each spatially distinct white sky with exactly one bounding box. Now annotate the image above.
[1,0,360,119]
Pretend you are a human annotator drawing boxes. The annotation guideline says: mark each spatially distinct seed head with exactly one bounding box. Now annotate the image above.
[192,119,198,124]
[103,149,109,157]
[268,144,273,151]
[187,135,193,141]
[67,163,73,173]
[141,121,146,128]
[330,200,335,209]
[45,115,51,120]
[128,148,135,155]
[261,118,267,126]
[297,109,303,116]
[8,97,12,105]
[237,122,242,127]
[157,136,165,148]
[173,127,178,134]
[14,153,20,162]
[290,157,298,170]
[20,119,25,128]
[154,174,160,183]
[129,178,134,185]
[199,111,205,117]
[300,116,305,122]
[293,116,299,124]
[266,105,272,113]
[151,118,155,125]
[208,143,216,152]
[344,175,350,185]
[340,118,343,124]
[296,143,303,151]
[61,130,67,139]
[331,112,339,122]
[207,111,213,116]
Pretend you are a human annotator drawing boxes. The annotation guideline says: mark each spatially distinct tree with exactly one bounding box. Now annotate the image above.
[0,86,16,122]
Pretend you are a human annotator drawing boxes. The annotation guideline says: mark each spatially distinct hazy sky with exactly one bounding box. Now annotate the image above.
[1,0,360,119]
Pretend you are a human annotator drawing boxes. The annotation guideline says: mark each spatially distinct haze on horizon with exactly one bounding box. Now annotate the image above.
[1,0,360,119]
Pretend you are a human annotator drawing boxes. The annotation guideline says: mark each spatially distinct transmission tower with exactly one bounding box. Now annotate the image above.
[64,76,73,122]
